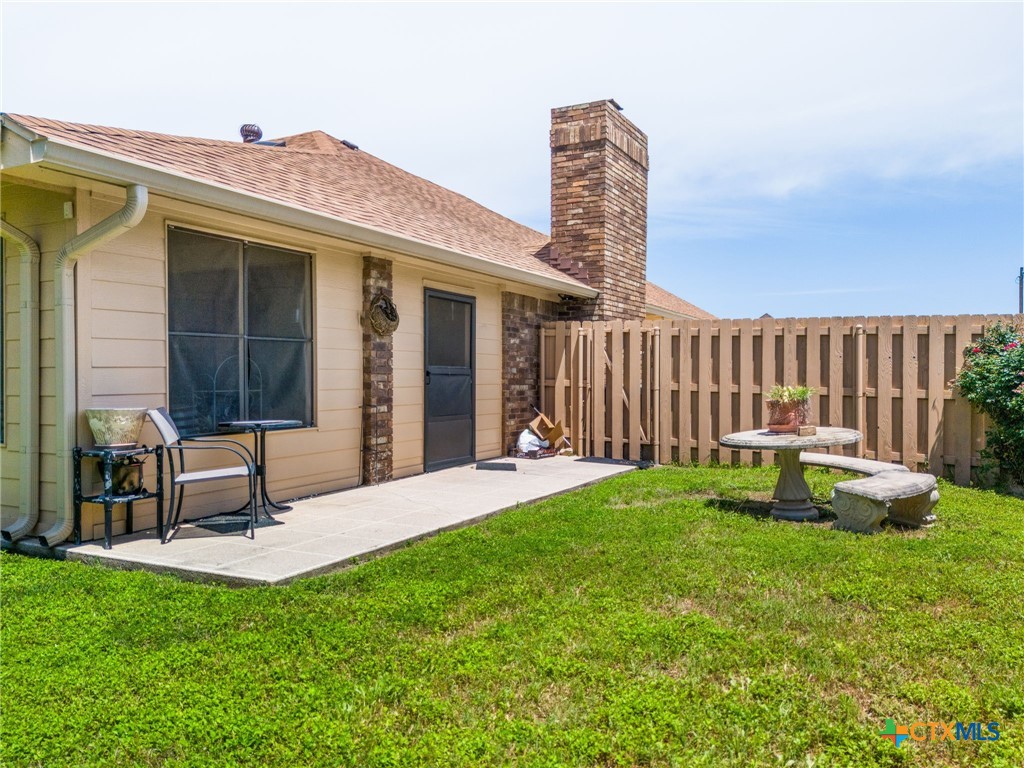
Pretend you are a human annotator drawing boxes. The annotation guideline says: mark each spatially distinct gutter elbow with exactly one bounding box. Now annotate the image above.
[56,184,148,270]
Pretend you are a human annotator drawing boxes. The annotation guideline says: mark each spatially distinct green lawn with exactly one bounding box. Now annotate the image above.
[2,465,1022,767]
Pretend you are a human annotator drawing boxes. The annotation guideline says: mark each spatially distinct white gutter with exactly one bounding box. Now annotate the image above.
[37,185,148,547]
[0,221,40,542]
[26,133,597,298]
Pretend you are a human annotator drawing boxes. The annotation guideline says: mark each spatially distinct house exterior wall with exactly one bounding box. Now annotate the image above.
[2,175,549,542]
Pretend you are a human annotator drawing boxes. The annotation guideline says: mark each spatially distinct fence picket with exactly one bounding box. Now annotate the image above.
[902,317,919,469]
[853,317,868,457]
[737,319,754,464]
[877,316,894,462]
[783,318,798,387]
[806,318,821,440]
[697,320,713,464]
[926,315,944,476]
[627,320,642,461]
[592,322,607,459]
[540,326,549,417]
[553,322,567,429]
[573,325,585,455]
[828,318,845,453]
[678,320,693,463]
[953,317,972,484]
[718,321,733,464]
[610,324,624,460]
[658,322,673,464]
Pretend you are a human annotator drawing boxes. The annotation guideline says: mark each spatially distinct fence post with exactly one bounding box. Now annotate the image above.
[854,324,866,457]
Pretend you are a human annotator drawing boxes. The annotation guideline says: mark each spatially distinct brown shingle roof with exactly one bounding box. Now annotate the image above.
[645,280,715,319]
[6,115,712,315]
[6,114,575,288]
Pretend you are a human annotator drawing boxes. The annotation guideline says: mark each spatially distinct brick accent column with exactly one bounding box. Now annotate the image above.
[362,256,394,484]
[550,100,649,321]
[501,291,560,453]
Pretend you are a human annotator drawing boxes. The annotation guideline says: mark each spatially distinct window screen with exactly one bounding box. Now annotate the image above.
[167,227,313,435]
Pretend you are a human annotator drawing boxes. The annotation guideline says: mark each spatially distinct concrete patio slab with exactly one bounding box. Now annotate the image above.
[52,456,632,585]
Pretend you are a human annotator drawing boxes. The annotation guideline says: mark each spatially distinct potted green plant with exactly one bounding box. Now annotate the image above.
[766,385,815,433]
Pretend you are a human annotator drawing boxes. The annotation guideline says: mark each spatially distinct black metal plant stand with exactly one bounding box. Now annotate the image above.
[73,445,164,550]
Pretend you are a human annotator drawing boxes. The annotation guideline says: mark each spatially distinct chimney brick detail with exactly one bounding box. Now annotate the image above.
[550,100,649,321]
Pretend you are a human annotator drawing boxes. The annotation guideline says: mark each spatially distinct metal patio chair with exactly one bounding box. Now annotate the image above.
[147,407,257,541]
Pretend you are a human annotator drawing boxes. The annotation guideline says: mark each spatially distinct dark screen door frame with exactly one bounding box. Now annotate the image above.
[423,288,475,472]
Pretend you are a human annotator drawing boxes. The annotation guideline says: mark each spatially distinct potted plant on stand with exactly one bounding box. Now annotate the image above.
[766,385,815,434]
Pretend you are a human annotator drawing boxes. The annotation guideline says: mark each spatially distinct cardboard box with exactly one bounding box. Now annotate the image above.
[529,413,567,449]
[529,413,554,437]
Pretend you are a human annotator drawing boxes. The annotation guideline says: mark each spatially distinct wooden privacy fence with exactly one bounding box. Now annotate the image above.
[541,315,1021,485]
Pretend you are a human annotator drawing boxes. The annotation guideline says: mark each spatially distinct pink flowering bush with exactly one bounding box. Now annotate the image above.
[956,322,1024,485]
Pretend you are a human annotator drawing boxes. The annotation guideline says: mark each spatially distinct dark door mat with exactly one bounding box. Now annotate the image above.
[476,461,518,471]
[193,514,284,534]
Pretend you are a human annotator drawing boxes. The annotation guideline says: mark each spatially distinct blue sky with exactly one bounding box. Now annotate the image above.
[2,1,1021,319]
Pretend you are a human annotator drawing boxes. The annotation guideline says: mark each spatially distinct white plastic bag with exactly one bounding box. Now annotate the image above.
[517,429,550,453]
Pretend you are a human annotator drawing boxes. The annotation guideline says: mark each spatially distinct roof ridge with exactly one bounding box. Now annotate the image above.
[271,129,347,154]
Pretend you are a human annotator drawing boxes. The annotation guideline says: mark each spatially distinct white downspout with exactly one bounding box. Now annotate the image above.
[0,221,40,542]
[38,185,148,547]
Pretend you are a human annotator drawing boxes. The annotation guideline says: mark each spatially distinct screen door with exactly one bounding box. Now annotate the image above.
[424,290,475,471]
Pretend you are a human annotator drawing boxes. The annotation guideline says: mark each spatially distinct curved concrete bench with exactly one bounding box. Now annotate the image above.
[831,471,939,534]
[799,452,910,476]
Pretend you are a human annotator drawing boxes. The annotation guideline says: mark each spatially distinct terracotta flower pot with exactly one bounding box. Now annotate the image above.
[766,399,811,434]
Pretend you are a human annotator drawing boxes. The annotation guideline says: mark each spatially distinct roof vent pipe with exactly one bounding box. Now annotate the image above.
[0,221,41,543]
[240,124,263,143]
[38,184,148,548]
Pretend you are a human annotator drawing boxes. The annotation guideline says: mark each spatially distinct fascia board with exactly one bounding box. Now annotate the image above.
[645,303,693,321]
[1,121,48,168]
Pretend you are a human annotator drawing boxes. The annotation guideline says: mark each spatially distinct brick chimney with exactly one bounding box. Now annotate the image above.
[550,100,649,320]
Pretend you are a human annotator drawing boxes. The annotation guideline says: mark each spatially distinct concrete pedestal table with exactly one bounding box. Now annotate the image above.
[719,428,863,520]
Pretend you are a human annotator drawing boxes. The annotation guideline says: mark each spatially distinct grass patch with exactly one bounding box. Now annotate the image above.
[2,465,1022,767]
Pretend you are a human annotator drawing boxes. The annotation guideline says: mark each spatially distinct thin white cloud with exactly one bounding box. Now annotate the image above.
[1,2,1019,222]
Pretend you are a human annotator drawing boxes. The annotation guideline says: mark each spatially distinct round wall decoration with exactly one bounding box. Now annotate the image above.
[368,291,400,335]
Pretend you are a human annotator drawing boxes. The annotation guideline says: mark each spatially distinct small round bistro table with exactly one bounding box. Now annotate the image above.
[719,428,863,520]
[218,419,303,516]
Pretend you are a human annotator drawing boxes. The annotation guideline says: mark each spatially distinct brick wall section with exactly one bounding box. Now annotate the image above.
[362,256,394,484]
[501,291,560,453]
[550,100,649,321]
